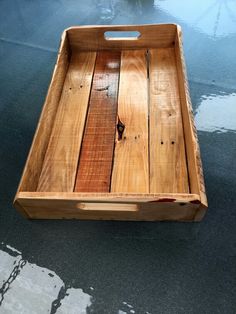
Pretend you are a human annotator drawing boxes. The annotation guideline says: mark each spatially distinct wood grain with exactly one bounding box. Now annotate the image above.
[75,51,120,192]
[37,52,96,192]
[17,191,201,203]
[67,24,177,52]
[175,26,207,206]
[17,31,70,193]
[15,192,203,221]
[15,24,207,221]
[149,48,189,193]
[111,50,149,193]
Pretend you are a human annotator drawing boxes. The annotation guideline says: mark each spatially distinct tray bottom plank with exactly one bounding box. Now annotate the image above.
[111,50,149,193]
[37,52,96,192]
[149,48,189,193]
[75,51,120,192]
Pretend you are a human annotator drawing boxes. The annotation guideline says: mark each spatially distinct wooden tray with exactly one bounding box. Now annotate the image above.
[14,24,207,221]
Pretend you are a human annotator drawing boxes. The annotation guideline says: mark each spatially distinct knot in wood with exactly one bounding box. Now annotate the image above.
[117,117,125,141]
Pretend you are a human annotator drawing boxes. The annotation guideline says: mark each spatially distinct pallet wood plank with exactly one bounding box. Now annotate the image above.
[111,50,149,193]
[74,51,121,192]
[149,48,189,193]
[37,52,96,192]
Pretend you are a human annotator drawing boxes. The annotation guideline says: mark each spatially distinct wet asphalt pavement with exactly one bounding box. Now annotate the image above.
[0,0,236,313]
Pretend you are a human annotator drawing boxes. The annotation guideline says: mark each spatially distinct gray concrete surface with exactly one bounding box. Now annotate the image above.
[0,0,236,313]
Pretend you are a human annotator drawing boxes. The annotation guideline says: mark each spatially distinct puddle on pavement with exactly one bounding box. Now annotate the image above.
[0,244,92,314]
[0,244,141,314]
[195,92,236,133]
[154,0,236,38]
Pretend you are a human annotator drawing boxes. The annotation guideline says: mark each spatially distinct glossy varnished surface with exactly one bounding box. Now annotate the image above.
[0,0,236,313]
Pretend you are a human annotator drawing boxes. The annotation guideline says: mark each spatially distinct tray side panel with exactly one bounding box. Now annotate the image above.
[15,192,204,221]
[67,24,177,51]
[175,27,207,207]
[149,48,189,193]
[111,50,149,193]
[17,32,70,193]
[37,52,96,192]
[74,51,120,192]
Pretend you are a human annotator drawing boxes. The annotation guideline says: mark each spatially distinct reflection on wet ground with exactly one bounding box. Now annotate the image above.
[155,0,236,38]
[0,0,236,313]
[0,245,141,314]
[0,243,142,313]
[0,244,92,314]
[195,92,236,133]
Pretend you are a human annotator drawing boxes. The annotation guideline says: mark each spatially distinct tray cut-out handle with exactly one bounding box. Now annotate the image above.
[104,31,141,41]
[77,202,138,212]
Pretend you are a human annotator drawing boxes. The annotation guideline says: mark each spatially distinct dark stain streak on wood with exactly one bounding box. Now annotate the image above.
[150,198,176,203]
[95,86,109,91]
[190,199,201,204]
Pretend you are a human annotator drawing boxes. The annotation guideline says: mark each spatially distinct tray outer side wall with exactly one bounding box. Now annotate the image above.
[15,192,204,221]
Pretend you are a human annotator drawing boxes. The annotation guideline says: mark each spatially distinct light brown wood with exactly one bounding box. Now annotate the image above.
[174,26,207,206]
[17,31,70,194]
[16,204,203,221]
[74,51,120,192]
[15,192,204,221]
[14,24,207,221]
[16,191,201,202]
[149,48,189,193]
[67,24,177,52]
[111,50,149,193]
[37,51,96,192]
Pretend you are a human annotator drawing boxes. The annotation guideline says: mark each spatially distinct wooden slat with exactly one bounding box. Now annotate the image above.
[149,48,189,193]
[37,52,96,192]
[111,50,149,193]
[74,51,121,192]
